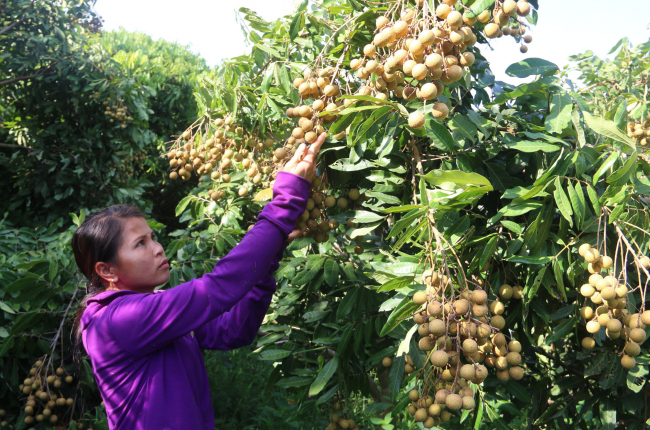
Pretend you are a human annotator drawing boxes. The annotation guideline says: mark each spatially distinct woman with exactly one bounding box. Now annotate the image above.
[71,135,326,430]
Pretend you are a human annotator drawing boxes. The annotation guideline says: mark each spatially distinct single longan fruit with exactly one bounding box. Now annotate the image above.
[431,102,449,120]
[580,306,594,319]
[496,369,510,381]
[579,243,591,256]
[430,350,449,367]
[586,320,601,334]
[275,148,287,160]
[462,396,476,410]
[472,289,488,305]
[600,256,613,269]
[459,364,475,380]
[580,284,595,297]
[520,45,528,54]
[640,310,650,326]
[499,284,514,299]
[485,23,501,39]
[625,342,641,357]
[506,351,521,366]
[446,393,462,411]
[630,328,646,343]
[606,319,622,333]
[429,319,445,336]
[621,354,636,370]
[509,366,524,380]
[491,315,505,329]
[382,357,392,367]
[523,35,533,43]
[413,291,427,305]
[414,408,428,422]
[517,0,531,16]
[408,111,426,129]
[463,339,478,355]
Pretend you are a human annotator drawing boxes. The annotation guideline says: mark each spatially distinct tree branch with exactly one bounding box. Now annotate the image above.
[0,71,56,88]
[0,18,26,36]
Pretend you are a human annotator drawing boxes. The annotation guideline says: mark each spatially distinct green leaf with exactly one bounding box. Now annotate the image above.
[337,324,354,356]
[380,205,424,214]
[505,58,559,78]
[329,158,374,171]
[479,236,498,271]
[501,220,523,235]
[600,397,616,430]
[259,349,292,361]
[425,117,458,152]
[292,258,325,285]
[607,152,638,187]
[553,177,573,227]
[421,170,491,188]
[545,91,573,134]
[626,364,648,393]
[0,301,16,314]
[586,185,601,214]
[324,259,339,287]
[48,258,58,283]
[507,255,553,265]
[388,353,406,399]
[328,112,358,136]
[289,11,304,40]
[505,140,560,153]
[545,316,576,345]
[381,298,419,337]
[309,356,339,396]
[593,151,619,184]
[365,191,401,205]
[9,312,41,335]
[504,380,532,404]
[469,0,496,15]
[572,109,586,148]
[377,276,414,293]
[175,196,192,216]
[276,376,313,388]
[567,181,584,230]
[337,289,359,320]
[582,111,636,153]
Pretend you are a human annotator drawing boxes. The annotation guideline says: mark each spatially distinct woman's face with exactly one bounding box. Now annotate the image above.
[95,217,169,294]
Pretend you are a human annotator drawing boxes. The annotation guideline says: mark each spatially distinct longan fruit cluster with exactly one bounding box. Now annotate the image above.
[481,0,532,41]
[577,243,649,370]
[404,270,522,427]
[626,116,650,147]
[166,116,286,200]
[324,395,363,430]
[297,177,365,246]
[100,96,133,129]
[500,24,533,53]
[15,360,76,426]
[288,66,347,144]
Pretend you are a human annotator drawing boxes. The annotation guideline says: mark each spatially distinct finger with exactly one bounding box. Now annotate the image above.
[290,143,307,165]
[301,132,327,166]
[287,227,304,241]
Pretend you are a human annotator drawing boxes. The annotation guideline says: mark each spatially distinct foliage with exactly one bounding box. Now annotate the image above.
[0,2,209,227]
[2,0,650,429]
[159,2,650,429]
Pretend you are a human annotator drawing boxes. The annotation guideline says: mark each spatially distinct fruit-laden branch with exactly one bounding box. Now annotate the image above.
[0,18,26,36]
[0,71,56,87]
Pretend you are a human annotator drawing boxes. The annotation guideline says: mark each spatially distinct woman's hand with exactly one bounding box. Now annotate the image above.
[280,132,326,183]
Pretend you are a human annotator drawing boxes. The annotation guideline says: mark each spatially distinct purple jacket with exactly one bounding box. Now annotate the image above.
[80,172,310,430]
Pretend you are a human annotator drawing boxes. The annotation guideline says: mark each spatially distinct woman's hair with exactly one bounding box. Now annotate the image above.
[70,204,145,369]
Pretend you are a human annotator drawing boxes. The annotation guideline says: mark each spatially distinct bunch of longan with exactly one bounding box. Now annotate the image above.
[297,177,365,246]
[324,394,363,430]
[14,360,76,426]
[166,115,288,201]
[577,243,649,370]
[626,116,650,147]
[100,96,132,129]
[402,269,522,428]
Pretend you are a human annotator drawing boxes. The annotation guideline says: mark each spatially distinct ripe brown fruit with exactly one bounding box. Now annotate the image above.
[625,342,641,357]
[499,284,513,299]
[517,0,531,16]
[485,23,500,39]
[382,357,392,367]
[446,393,462,411]
[431,102,449,120]
[630,328,646,343]
[430,350,449,367]
[509,366,524,380]
[408,111,426,129]
[621,354,636,370]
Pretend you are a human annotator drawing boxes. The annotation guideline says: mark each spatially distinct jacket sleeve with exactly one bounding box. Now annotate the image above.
[106,171,310,356]
[192,242,285,350]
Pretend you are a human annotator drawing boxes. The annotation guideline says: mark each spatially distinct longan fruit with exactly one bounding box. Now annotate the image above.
[621,355,636,370]
[484,23,500,38]
[446,393,463,411]
[382,357,392,367]
[499,284,513,299]
[582,337,595,349]
[408,111,425,129]
[337,197,348,209]
[509,366,524,380]
[431,102,449,120]
[491,315,506,329]
[625,342,641,357]
[586,320,601,334]
[630,328,646,343]
[430,350,449,367]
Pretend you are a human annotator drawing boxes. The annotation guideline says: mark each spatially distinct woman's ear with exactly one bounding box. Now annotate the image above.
[95,261,118,286]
